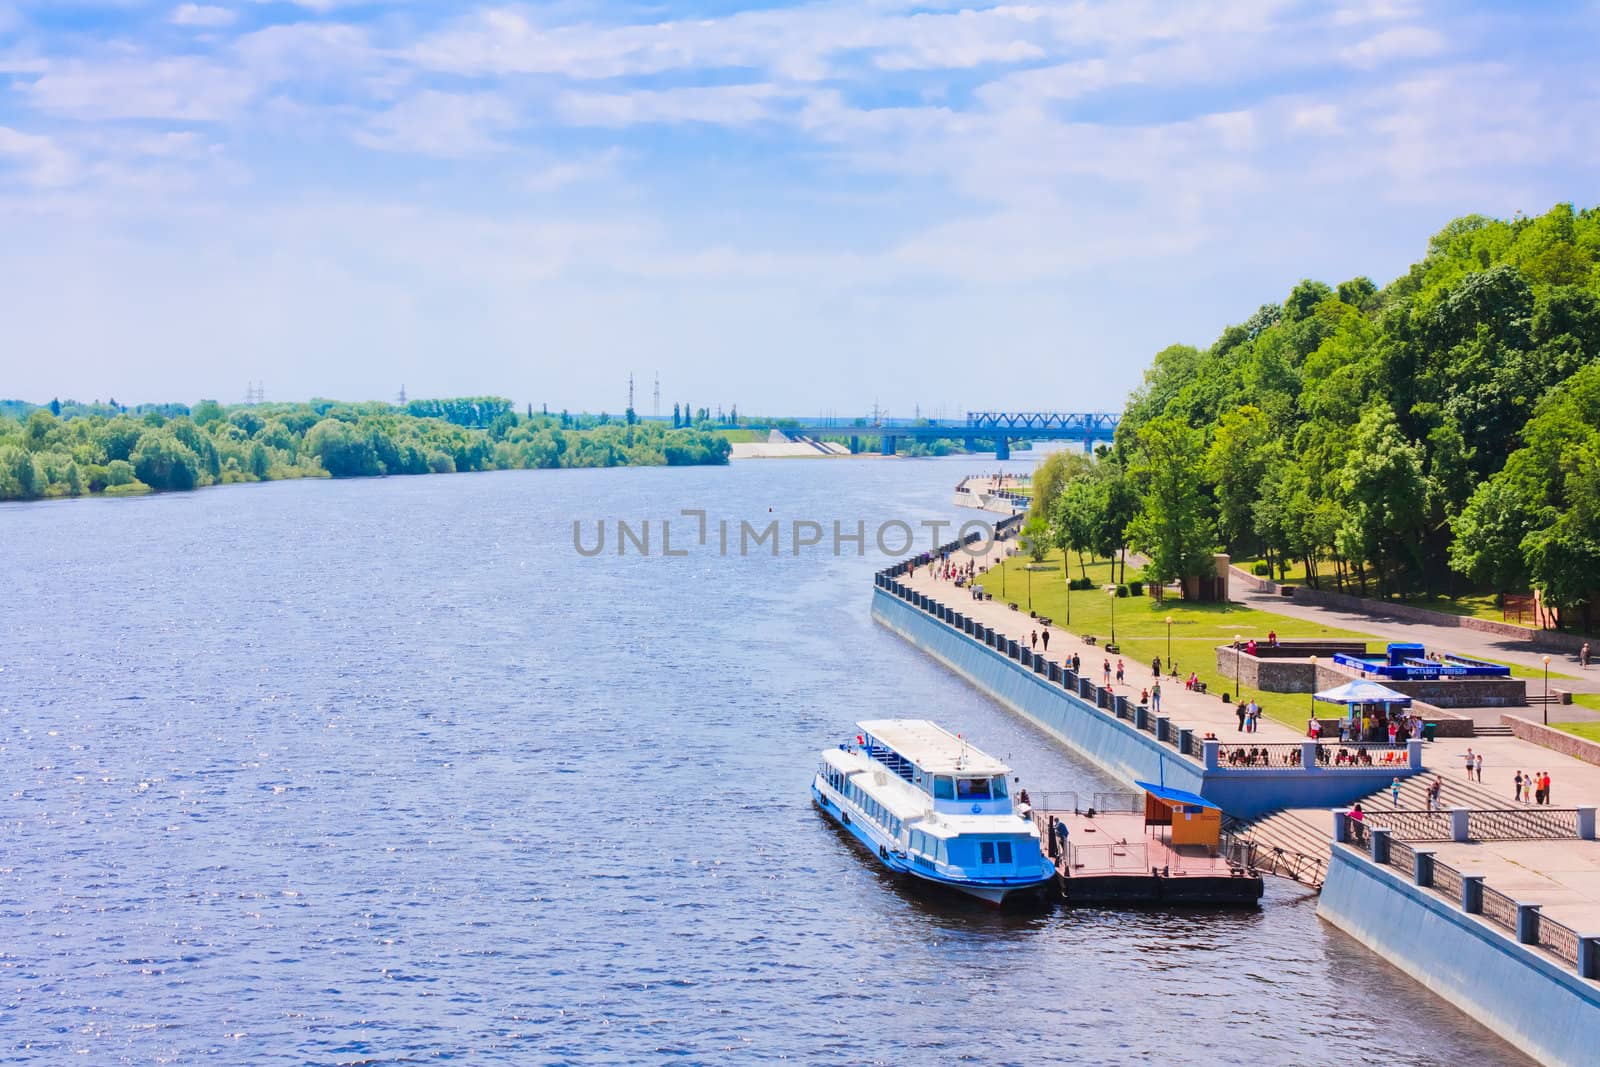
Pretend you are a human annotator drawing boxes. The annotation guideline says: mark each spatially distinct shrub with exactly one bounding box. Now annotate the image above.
[103,481,152,496]
[1252,561,1271,576]
[1128,580,1144,596]
[1115,585,1129,597]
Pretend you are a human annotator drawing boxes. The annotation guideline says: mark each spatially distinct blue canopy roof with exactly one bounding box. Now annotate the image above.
[1313,679,1413,706]
[1134,780,1221,811]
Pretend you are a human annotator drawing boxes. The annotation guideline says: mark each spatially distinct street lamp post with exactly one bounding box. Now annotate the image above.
[1310,656,1319,727]
[1543,654,1551,726]
[1165,615,1173,675]
[1026,556,1032,612]
[1108,586,1118,646]
[1234,633,1243,705]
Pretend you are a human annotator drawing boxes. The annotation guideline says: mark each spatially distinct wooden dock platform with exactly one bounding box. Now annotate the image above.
[1033,807,1264,905]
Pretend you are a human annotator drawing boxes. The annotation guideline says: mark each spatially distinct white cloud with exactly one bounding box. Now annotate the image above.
[355,90,518,156]
[555,84,797,127]
[21,58,256,121]
[0,126,75,187]
[171,3,236,27]
[1290,103,1341,133]
[1339,25,1445,68]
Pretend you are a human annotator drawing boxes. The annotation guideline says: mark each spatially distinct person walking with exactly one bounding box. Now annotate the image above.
[1582,642,1591,669]
[1102,658,1112,684]
[1071,652,1080,675]
[1514,770,1524,804]
[1390,777,1402,808]
[1427,777,1443,812]
[1030,629,1038,651]
[1475,753,1484,783]
[1115,658,1125,683]
[1152,655,1162,679]
[1235,700,1247,733]
[1151,681,1162,712]
[1041,629,1049,652]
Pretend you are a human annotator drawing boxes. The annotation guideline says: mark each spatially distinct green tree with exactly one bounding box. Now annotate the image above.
[1127,415,1217,588]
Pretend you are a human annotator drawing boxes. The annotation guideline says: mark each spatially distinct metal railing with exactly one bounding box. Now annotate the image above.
[1220,832,1326,888]
[1069,842,1149,872]
[1386,838,1415,877]
[1480,884,1518,934]
[1359,809,1454,841]
[1030,791,1079,813]
[1536,914,1582,968]
[1218,743,1303,768]
[1433,860,1463,899]
[1092,792,1142,813]
[1466,808,1579,840]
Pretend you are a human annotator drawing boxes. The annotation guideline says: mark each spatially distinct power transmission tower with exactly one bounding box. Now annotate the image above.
[244,381,265,404]
[396,384,407,406]
[627,372,634,414]
[652,372,660,417]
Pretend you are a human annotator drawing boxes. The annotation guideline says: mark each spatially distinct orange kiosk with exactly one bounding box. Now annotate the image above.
[1135,780,1222,853]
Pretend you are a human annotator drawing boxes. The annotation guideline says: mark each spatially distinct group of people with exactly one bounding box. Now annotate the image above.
[1514,769,1554,805]
[1234,698,1263,732]
[1462,748,1485,781]
[1225,746,1282,767]
[1336,711,1426,744]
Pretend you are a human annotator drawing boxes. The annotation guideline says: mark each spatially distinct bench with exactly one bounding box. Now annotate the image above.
[1194,681,1208,694]
[1083,636,1097,646]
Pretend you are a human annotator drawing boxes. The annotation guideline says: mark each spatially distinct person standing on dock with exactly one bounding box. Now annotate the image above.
[1235,701,1247,732]
[1115,659,1125,683]
[1151,681,1162,712]
[1046,815,1059,859]
[1514,771,1524,803]
[1475,753,1484,782]
[1102,659,1112,684]
[1071,652,1080,675]
[1464,748,1475,780]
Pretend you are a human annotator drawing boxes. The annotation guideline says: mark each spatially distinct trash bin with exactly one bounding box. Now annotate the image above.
[1423,722,1437,742]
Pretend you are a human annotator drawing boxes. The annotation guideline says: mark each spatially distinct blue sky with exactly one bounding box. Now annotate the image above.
[1,1,1597,416]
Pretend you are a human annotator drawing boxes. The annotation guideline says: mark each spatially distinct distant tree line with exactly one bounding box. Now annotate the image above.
[0,397,731,502]
[1029,204,1600,629]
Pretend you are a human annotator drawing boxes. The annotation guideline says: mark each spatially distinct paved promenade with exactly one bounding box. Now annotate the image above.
[898,535,1600,948]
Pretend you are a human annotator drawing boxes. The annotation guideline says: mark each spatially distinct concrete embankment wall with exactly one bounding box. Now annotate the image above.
[872,587,1408,816]
[871,587,1204,796]
[1319,846,1600,1067]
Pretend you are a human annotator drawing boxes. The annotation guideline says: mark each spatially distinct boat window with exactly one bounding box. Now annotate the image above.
[980,841,996,864]
[991,777,1008,798]
[997,841,1013,864]
[933,776,955,800]
[957,778,992,801]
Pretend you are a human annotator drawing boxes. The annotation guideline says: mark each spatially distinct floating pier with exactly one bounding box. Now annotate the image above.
[1033,783,1263,905]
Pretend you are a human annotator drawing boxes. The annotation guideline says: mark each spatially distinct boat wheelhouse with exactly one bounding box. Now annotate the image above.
[811,719,1056,906]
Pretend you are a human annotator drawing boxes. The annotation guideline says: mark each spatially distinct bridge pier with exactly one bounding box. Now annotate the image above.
[881,435,897,456]
[995,436,1010,461]
[849,435,859,454]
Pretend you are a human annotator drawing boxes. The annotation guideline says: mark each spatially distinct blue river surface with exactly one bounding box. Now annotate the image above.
[0,455,1536,1066]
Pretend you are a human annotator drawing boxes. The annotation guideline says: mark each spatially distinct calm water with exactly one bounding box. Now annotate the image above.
[1,458,1533,1066]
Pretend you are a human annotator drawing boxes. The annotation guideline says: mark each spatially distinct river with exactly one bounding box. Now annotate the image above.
[0,456,1533,1065]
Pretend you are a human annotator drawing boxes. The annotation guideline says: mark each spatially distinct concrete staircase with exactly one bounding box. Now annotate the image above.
[1223,771,1512,889]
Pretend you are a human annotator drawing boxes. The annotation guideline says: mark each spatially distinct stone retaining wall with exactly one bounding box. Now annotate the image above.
[1501,715,1600,768]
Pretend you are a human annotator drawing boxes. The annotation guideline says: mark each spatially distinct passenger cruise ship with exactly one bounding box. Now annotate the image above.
[812,719,1056,906]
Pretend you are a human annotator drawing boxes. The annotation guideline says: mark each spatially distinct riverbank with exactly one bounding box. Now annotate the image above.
[875,498,1600,1061]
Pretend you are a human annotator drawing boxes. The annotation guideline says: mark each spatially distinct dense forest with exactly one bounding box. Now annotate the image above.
[1030,204,1600,629]
[0,397,731,501]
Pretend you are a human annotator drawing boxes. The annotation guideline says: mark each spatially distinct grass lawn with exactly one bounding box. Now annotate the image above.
[979,549,1376,729]
[1553,721,1600,744]
[1569,694,1600,713]
[714,429,770,443]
